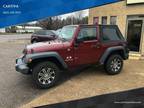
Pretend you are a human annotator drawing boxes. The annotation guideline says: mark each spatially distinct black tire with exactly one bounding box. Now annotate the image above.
[104,54,123,75]
[32,61,60,89]
[32,40,37,44]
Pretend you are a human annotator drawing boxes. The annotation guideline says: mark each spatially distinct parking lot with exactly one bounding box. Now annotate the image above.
[0,34,144,108]
[0,35,43,108]
[0,34,31,43]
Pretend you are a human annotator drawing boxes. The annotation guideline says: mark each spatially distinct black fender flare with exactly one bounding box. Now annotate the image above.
[99,46,126,65]
[25,52,67,69]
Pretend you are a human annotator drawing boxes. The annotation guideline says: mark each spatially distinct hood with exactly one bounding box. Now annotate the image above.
[26,40,66,53]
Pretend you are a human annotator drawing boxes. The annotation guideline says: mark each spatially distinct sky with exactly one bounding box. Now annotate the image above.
[59,9,89,19]
[28,9,89,24]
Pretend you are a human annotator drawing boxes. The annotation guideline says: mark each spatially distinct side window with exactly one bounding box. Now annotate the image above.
[78,27,97,41]
[46,31,55,36]
[101,26,122,41]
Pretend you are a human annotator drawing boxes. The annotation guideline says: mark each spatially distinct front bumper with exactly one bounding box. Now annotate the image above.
[15,58,29,74]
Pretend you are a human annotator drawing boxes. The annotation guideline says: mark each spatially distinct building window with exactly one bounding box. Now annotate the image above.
[102,16,107,25]
[110,16,117,25]
[93,17,99,25]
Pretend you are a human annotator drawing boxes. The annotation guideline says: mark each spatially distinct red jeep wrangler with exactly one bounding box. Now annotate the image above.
[15,25,129,88]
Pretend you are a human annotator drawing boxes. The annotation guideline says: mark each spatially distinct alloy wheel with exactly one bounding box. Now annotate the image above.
[110,57,122,72]
[38,67,56,85]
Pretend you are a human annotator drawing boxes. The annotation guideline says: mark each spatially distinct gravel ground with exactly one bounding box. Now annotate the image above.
[0,34,31,42]
[0,37,144,108]
[22,59,144,108]
[0,40,48,108]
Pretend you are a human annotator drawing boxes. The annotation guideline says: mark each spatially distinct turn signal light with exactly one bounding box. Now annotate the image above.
[28,58,32,63]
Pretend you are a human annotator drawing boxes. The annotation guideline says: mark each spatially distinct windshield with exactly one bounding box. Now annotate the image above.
[59,26,77,40]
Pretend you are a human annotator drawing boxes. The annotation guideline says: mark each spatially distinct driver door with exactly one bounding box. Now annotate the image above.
[74,26,101,66]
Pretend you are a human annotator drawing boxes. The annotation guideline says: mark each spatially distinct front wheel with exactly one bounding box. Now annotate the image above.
[32,61,60,89]
[31,40,38,44]
[104,54,123,75]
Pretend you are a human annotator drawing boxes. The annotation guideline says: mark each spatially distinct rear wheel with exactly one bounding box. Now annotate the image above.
[32,61,60,89]
[104,54,123,75]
